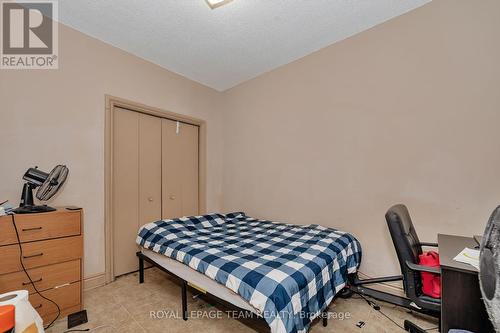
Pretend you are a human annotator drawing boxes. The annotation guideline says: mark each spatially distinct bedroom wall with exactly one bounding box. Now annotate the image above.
[220,0,500,277]
[0,24,224,279]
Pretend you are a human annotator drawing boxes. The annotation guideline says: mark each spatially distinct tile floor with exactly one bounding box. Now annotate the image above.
[46,268,437,333]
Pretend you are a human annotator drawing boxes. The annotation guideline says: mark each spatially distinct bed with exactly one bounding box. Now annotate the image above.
[136,213,362,333]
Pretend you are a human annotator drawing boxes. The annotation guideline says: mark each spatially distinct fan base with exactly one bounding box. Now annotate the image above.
[13,205,56,214]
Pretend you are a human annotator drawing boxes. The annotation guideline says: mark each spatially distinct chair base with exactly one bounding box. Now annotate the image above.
[347,273,440,332]
[348,274,440,318]
[404,320,427,333]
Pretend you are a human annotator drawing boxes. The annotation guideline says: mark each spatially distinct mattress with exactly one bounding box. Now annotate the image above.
[141,248,258,314]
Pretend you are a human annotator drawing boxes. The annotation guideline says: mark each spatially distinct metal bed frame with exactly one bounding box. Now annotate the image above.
[137,251,331,332]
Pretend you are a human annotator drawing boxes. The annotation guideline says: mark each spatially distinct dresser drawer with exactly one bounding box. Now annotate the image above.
[0,236,83,275]
[29,282,81,319]
[0,210,81,246]
[0,260,80,294]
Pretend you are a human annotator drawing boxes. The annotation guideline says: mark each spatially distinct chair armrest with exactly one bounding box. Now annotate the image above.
[419,242,438,247]
[405,260,441,274]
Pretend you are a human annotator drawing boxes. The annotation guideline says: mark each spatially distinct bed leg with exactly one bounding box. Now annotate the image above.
[182,280,188,321]
[322,310,328,327]
[138,255,144,284]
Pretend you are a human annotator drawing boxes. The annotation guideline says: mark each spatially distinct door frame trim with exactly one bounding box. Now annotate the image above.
[104,95,207,283]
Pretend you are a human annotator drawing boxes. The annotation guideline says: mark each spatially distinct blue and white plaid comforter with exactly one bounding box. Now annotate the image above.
[137,213,362,333]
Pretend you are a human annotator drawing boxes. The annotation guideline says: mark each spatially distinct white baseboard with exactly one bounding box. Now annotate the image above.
[356,271,406,297]
[81,270,404,296]
[83,273,106,291]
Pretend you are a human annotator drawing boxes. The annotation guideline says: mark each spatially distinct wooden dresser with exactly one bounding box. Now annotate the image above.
[0,208,83,324]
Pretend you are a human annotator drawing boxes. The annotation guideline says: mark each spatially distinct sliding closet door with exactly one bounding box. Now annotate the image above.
[112,107,200,277]
[162,119,199,219]
[113,108,139,277]
[113,108,161,277]
[138,113,162,225]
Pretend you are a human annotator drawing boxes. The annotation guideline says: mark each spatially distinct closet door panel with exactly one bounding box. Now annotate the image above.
[139,113,162,226]
[178,122,199,216]
[162,120,199,219]
[112,108,139,276]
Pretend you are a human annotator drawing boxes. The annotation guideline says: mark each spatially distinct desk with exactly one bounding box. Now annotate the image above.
[438,234,493,333]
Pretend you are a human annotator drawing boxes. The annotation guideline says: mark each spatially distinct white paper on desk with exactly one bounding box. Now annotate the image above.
[453,247,480,270]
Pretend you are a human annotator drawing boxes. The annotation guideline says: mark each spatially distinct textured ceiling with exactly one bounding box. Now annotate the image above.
[58,0,430,91]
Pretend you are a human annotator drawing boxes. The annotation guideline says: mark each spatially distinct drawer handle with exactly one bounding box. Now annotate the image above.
[22,278,43,285]
[34,304,42,309]
[23,252,43,259]
[22,226,43,232]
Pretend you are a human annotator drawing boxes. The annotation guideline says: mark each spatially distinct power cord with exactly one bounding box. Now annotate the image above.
[63,324,114,332]
[351,290,405,330]
[9,213,61,329]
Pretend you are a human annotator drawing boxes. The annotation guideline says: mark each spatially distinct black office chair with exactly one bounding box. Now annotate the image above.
[349,204,440,333]
[386,204,441,332]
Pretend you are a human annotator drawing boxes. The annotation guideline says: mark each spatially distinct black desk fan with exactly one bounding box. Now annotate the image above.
[13,165,69,214]
[480,206,500,331]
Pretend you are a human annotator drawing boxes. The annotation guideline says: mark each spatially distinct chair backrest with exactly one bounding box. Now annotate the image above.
[385,204,423,297]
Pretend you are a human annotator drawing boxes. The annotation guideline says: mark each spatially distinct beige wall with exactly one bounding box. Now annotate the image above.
[2,0,499,280]
[0,25,224,277]
[221,0,500,276]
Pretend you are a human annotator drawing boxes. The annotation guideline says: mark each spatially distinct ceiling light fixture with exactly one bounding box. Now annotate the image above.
[206,0,233,9]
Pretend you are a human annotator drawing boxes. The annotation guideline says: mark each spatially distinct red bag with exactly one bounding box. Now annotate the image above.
[418,251,441,298]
